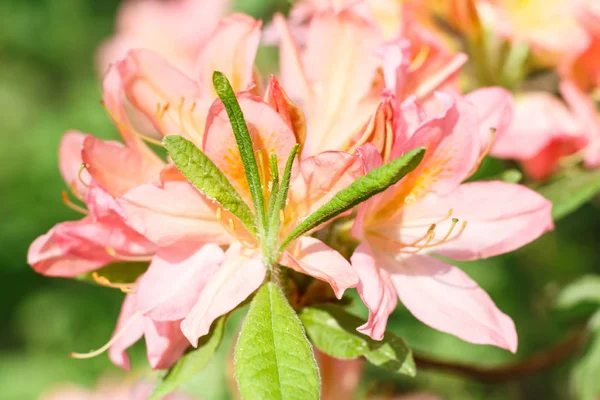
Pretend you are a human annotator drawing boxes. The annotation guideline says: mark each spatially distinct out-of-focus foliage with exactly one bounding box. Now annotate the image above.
[1,0,599,399]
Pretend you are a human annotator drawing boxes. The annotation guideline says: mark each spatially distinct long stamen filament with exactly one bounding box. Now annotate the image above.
[467,127,496,178]
[91,272,137,293]
[61,191,89,215]
[105,247,153,262]
[70,312,142,359]
[77,164,90,189]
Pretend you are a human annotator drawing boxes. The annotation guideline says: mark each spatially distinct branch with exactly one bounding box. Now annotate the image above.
[414,328,589,383]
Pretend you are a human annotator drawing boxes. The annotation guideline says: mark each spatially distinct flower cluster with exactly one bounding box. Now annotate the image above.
[29,0,595,398]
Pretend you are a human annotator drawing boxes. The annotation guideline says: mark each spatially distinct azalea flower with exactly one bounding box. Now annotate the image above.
[273,6,467,158]
[118,87,362,346]
[485,0,589,67]
[97,0,231,76]
[492,91,586,180]
[113,13,261,148]
[350,92,553,350]
[560,80,600,168]
[560,0,600,90]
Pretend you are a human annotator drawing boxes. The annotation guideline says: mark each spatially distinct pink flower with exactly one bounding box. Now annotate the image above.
[560,79,600,168]
[487,0,590,67]
[118,89,362,347]
[350,92,553,351]
[27,131,158,277]
[97,0,231,76]
[113,13,261,148]
[274,8,467,158]
[492,91,586,180]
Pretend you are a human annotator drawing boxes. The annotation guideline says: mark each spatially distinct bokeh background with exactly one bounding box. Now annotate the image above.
[1,0,599,399]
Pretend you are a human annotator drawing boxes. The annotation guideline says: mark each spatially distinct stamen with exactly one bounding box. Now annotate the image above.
[70,312,142,359]
[467,128,496,178]
[216,207,222,222]
[61,191,89,215]
[228,219,236,232]
[69,181,84,202]
[77,164,90,188]
[102,102,163,147]
[402,209,454,228]
[105,247,153,262]
[91,272,137,293]
[408,46,430,73]
[177,97,190,134]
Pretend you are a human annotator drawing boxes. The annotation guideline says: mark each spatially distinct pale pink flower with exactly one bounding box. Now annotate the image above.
[492,91,586,180]
[486,0,590,67]
[350,92,553,351]
[118,88,362,346]
[560,80,600,168]
[113,13,261,148]
[273,7,466,158]
[97,0,231,77]
[559,0,600,90]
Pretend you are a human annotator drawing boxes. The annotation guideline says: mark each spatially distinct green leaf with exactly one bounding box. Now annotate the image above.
[556,275,600,310]
[572,333,600,400]
[235,282,320,400]
[538,167,600,221]
[213,71,266,233]
[76,262,148,284]
[280,147,425,250]
[163,135,256,235]
[299,306,416,377]
[150,317,226,400]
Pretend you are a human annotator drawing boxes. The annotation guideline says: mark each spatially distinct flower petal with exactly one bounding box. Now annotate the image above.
[465,87,514,154]
[81,135,163,198]
[181,244,266,346]
[203,94,297,203]
[350,243,397,341]
[280,236,358,298]
[402,181,554,261]
[264,75,307,151]
[118,180,231,246]
[108,294,145,370]
[143,318,190,370]
[137,242,225,321]
[390,255,517,352]
[196,13,261,95]
[59,131,91,198]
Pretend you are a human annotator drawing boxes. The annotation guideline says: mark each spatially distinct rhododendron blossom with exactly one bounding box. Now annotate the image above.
[350,93,553,350]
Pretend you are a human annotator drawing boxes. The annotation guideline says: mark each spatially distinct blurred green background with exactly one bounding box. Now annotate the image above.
[1,0,599,399]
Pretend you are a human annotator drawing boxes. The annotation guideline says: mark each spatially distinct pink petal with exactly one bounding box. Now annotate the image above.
[493,91,582,160]
[196,13,261,94]
[390,255,517,352]
[81,136,163,198]
[118,180,231,246]
[108,294,145,370]
[287,150,363,230]
[116,49,205,145]
[143,318,190,370]
[137,242,225,321]
[350,243,397,341]
[560,80,600,167]
[402,181,554,261]
[102,65,166,164]
[393,93,481,196]
[59,131,91,197]
[181,243,266,346]
[203,94,297,203]
[280,237,358,298]
[27,223,107,277]
[264,75,307,150]
[464,87,514,153]
[273,13,311,105]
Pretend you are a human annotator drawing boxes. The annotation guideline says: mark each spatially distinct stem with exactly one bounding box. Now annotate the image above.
[414,327,588,383]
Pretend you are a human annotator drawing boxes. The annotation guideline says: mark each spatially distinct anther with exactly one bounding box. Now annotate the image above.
[91,272,136,294]
[216,207,222,222]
